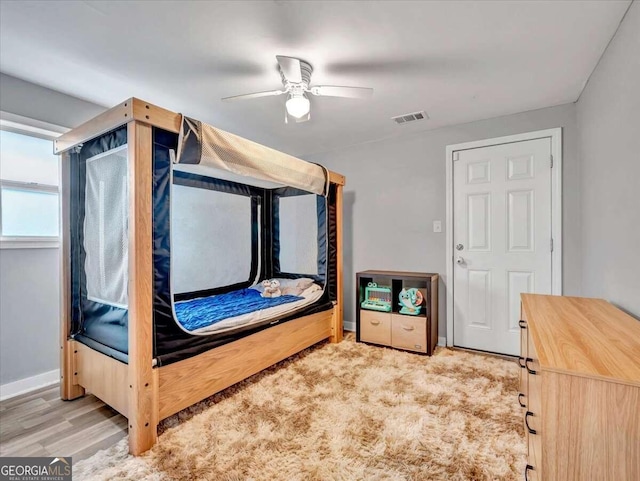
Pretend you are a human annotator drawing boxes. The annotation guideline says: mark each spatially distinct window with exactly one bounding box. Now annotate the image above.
[0,126,61,248]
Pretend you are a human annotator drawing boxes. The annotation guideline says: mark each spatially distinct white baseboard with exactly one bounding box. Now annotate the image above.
[0,369,60,401]
[438,336,446,347]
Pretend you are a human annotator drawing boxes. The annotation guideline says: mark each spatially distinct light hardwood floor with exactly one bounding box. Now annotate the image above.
[0,385,127,461]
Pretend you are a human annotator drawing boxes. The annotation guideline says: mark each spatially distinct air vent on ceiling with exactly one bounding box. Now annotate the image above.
[392,110,428,125]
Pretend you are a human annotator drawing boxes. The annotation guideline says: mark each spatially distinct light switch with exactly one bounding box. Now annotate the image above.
[433,220,442,233]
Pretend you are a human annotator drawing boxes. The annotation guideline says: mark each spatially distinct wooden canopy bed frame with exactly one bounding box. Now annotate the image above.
[56,98,344,455]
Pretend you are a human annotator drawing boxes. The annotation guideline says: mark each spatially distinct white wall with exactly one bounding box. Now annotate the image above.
[0,249,61,384]
[1,1,637,390]
[0,73,105,390]
[576,2,640,318]
[308,103,580,336]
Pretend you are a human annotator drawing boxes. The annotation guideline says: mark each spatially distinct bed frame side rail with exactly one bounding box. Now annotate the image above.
[157,308,334,419]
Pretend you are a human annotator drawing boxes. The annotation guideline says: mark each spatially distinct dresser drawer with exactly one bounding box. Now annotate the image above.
[519,316,529,413]
[391,314,427,353]
[526,409,542,479]
[526,420,540,481]
[525,335,543,473]
[527,378,542,469]
[360,311,391,345]
[526,339,542,418]
[525,461,540,481]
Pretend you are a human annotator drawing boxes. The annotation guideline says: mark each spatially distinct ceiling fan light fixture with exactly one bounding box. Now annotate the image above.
[221,56,373,124]
[286,94,310,119]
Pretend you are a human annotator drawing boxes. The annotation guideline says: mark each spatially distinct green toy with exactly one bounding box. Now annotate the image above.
[398,288,423,315]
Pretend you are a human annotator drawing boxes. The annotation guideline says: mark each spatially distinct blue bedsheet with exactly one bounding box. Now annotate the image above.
[175,288,303,332]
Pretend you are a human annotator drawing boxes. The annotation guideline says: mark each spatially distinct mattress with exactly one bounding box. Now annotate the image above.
[175,283,324,335]
[74,295,333,366]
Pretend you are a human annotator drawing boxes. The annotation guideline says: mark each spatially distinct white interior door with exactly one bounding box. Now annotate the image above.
[453,138,553,355]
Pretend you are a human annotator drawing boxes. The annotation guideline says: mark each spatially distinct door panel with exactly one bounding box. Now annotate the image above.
[507,190,534,252]
[453,138,552,355]
[468,193,491,251]
[467,269,492,329]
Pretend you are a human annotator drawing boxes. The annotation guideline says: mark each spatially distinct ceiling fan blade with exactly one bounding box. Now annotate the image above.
[309,85,373,99]
[276,56,303,83]
[221,89,285,102]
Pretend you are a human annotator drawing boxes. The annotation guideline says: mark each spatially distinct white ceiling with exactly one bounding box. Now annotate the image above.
[0,0,630,157]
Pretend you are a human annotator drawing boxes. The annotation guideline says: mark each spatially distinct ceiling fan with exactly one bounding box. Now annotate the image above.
[221,56,373,123]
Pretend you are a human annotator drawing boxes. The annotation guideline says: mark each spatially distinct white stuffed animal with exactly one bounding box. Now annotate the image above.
[261,279,282,298]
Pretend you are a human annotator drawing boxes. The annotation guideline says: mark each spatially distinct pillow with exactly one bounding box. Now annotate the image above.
[281,286,305,296]
[250,277,315,294]
[280,278,314,290]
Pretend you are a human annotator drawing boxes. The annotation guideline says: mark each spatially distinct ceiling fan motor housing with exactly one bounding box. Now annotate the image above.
[281,59,313,90]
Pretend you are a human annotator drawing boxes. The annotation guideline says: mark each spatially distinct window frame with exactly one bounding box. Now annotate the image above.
[0,112,68,249]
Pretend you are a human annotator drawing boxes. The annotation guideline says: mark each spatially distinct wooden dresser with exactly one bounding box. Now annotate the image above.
[519,294,640,481]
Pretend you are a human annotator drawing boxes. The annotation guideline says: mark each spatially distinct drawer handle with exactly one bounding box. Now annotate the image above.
[518,356,526,369]
[370,320,381,326]
[519,319,527,329]
[525,411,537,435]
[518,392,526,408]
[525,358,537,375]
[525,464,534,481]
[401,325,415,331]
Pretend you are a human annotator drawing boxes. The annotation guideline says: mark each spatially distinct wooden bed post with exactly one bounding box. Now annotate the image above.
[330,182,345,343]
[60,151,85,400]
[127,121,158,455]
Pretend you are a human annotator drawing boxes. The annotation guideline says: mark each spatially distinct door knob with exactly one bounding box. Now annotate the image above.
[456,244,464,251]
[456,256,465,265]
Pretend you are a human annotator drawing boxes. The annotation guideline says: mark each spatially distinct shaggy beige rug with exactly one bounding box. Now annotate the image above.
[75,334,525,480]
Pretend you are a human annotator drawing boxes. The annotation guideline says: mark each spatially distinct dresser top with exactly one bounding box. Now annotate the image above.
[521,294,640,386]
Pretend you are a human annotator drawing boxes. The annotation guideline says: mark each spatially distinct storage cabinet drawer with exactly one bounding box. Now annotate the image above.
[391,314,427,353]
[360,311,391,345]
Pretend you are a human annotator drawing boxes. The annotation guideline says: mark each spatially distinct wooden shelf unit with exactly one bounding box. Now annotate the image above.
[519,294,640,481]
[356,270,438,355]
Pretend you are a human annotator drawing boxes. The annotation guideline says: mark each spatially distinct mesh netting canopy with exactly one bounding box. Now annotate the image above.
[69,123,337,365]
[177,117,328,196]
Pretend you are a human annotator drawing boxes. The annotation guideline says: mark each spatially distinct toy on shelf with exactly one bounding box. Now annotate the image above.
[398,288,424,315]
[361,282,392,312]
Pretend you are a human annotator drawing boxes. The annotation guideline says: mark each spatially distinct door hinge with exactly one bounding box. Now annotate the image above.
[550,154,554,168]
[550,238,554,252]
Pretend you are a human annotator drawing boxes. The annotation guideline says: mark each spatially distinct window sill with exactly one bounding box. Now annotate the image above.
[0,237,60,249]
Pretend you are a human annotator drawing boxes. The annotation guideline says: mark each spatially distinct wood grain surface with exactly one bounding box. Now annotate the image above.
[521,294,640,385]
